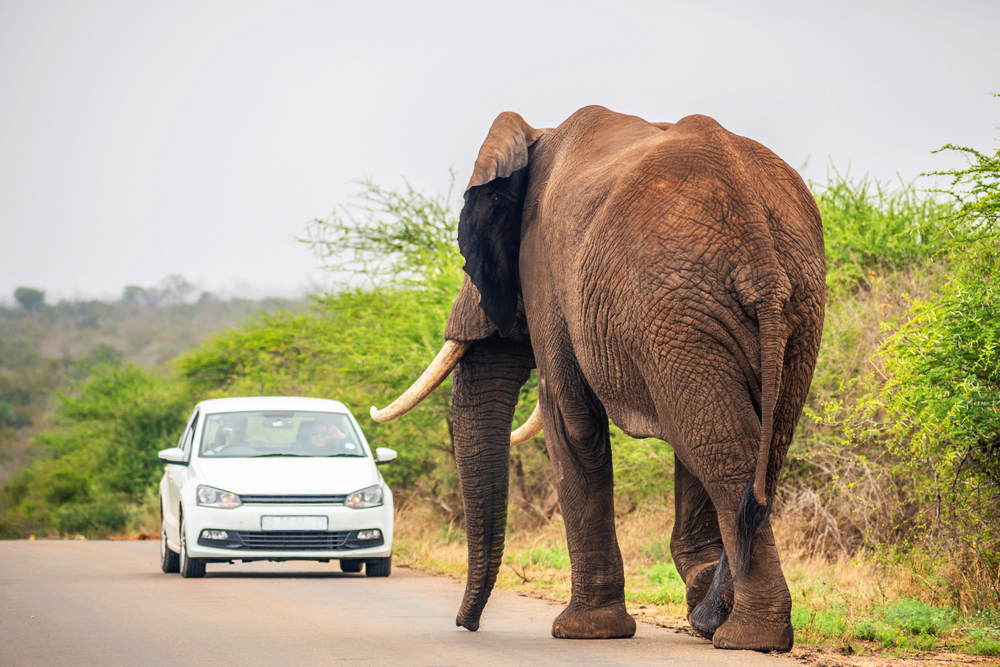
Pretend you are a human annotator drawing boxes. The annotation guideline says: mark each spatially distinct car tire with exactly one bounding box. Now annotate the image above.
[340,559,363,573]
[179,513,206,579]
[365,556,391,577]
[160,512,179,574]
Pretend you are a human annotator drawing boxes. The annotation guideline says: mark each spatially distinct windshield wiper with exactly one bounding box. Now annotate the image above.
[252,453,311,457]
[322,453,366,458]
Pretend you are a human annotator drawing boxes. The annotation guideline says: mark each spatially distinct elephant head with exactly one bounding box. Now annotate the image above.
[370,112,547,631]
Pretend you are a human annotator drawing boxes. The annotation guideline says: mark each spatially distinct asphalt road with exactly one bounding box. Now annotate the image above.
[0,540,794,667]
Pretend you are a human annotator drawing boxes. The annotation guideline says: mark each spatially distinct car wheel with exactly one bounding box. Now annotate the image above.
[365,556,391,577]
[178,513,206,578]
[160,512,179,574]
[339,559,363,573]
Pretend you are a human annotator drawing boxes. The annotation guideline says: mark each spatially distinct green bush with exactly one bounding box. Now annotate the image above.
[178,182,466,505]
[844,137,1000,581]
[816,172,952,294]
[56,500,130,536]
[0,362,192,537]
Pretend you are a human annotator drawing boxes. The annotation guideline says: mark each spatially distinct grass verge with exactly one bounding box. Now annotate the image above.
[394,503,1000,664]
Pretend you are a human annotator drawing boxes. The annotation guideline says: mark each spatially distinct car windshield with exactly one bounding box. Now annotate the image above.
[199,410,367,458]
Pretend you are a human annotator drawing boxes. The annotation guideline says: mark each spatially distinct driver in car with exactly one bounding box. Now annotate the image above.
[209,416,248,453]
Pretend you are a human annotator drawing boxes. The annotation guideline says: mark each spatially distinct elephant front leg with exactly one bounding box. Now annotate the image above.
[541,376,636,640]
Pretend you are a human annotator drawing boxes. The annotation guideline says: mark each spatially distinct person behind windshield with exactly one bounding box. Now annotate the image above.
[207,415,249,454]
[298,420,355,454]
[225,416,248,446]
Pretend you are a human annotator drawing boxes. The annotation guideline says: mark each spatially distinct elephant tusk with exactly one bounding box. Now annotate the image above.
[370,340,470,423]
[510,401,543,446]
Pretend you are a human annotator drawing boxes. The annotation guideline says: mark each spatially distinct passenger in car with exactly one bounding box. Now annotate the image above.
[298,420,355,453]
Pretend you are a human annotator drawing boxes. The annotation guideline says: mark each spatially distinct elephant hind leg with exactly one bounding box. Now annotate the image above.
[670,454,724,613]
[538,362,635,640]
[688,479,773,642]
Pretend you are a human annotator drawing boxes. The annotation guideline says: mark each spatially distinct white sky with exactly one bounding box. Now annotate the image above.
[1,0,998,303]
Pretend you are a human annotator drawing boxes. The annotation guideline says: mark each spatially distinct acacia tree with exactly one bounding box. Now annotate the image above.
[13,287,45,312]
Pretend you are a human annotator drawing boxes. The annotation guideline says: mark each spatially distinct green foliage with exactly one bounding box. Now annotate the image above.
[611,428,674,508]
[627,561,686,606]
[0,362,193,537]
[14,287,45,311]
[792,605,847,641]
[513,545,571,570]
[842,137,1000,573]
[640,536,672,564]
[883,598,958,636]
[178,181,465,502]
[849,599,956,650]
[816,172,952,295]
[56,364,194,496]
[969,624,1000,656]
[303,178,461,292]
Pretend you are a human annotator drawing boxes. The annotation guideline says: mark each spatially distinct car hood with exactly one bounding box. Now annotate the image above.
[195,457,379,495]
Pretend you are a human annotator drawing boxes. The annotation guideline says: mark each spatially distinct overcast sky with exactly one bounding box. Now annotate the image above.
[1,0,998,303]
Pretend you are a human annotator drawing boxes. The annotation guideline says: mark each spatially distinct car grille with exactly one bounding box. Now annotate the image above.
[239,494,347,505]
[234,530,351,550]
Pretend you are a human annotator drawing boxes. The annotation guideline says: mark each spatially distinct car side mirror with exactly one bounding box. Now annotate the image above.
[375,447,397,466]
[158,447,188,466]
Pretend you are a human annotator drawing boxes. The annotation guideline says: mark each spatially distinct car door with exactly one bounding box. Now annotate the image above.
[164,410,199,545]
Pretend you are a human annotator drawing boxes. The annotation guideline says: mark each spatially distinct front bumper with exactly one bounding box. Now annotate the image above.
[182,502,393,561]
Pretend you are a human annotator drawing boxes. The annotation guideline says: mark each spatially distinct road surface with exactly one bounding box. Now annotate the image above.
[0,540,794,666]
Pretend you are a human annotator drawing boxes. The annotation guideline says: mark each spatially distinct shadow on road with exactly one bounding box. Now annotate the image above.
[203,570,363,579]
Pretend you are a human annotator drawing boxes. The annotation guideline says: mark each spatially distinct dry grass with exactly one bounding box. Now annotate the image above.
[394,499,1000,661]
[395,501,686,627]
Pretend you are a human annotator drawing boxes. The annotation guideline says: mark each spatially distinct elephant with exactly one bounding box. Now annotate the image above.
[372,105,825,652]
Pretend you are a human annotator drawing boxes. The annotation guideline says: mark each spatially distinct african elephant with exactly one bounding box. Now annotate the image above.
[372,106,825,652]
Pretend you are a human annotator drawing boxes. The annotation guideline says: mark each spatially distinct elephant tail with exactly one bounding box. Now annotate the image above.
[735,298,787,576]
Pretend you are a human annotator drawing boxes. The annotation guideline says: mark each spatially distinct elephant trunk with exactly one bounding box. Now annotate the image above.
[451,340,533,631]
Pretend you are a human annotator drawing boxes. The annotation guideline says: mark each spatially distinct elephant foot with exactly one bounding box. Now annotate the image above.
[683,560,718,613]
[551,601,636,639]
[712,613,793,653]
[688,549,733,640]
[689,596,729,640]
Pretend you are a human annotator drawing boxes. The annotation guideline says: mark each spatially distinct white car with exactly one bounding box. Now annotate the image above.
[158,396,395,578]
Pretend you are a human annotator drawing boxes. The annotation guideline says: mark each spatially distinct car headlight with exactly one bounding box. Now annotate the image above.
[196,485,242,509]
[345,485,383,509]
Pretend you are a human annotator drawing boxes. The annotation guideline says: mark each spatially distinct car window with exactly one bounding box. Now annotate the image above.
[199,411,367,458]
[177,409,198,449]
[179,411,199,459]
[174,410,199,463]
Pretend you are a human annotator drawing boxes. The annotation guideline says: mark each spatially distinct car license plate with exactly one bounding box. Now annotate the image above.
[261,515,328,531]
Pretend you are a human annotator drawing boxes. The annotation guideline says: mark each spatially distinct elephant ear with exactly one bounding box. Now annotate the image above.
[458,112,544,337]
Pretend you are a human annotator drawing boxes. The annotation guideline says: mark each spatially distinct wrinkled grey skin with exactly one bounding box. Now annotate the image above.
[442,106,825,652]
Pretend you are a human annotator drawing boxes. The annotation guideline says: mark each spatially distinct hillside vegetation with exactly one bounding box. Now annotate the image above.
[1,136,998,657]
[0,278,304,500]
